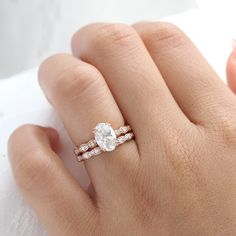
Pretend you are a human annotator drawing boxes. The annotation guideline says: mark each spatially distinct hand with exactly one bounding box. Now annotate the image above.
[8,22,236,236]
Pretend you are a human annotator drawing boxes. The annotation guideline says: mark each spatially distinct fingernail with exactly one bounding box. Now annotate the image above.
[232,39,236,53]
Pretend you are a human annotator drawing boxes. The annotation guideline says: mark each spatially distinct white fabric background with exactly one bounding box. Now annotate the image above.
[1,1,236,235]
[0,0,197,78]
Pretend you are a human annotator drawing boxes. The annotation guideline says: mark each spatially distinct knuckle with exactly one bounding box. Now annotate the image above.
[8,124,32,147]
[214,112,236,145]
[164,126,202,176]
[38,53,67,84]
[145,22,187,50]
[8,125,42,157]
[93,23,138,47]
[54,64,100,101]
[14,146,52,192]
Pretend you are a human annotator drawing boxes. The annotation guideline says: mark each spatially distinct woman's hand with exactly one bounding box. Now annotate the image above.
[8,22,236,236]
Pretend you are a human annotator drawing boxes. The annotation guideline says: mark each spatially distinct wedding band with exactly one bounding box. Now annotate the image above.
[74,123,134,162]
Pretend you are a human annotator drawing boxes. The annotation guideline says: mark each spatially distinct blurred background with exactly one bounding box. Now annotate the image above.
[0,0,197,79]
[1,0,236,79]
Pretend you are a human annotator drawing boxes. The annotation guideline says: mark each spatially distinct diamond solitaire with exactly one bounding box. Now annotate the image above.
[74,123,133,162]
[94,123,116,152]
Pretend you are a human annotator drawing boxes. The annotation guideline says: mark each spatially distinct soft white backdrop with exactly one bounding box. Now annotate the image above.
[0,0,197,78]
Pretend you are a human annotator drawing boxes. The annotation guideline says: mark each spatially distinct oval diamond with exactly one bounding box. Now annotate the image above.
[94,123,116,152]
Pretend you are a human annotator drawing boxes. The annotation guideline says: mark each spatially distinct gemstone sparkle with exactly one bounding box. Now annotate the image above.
[94,123,116,152]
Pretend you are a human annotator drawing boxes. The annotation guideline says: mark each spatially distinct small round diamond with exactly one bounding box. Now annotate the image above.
[115,129,121,136]
[126,133,134,140]
[79,144,89,152]
[82,152,91,159]
[115,125,131,136]
[120,127,125,133]
[117,135,126,144]
[88,139,97,148]
[90,147,101,156]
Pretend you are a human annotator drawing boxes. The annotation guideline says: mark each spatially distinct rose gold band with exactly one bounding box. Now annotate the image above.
[74,124,133,162]
[76,132,134,162]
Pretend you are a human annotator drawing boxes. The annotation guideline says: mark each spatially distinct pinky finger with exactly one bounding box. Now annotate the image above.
[8,125,98,236]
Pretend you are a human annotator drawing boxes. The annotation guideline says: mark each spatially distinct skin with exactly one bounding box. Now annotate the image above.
[7,22,236,236]
[227,41,236,93]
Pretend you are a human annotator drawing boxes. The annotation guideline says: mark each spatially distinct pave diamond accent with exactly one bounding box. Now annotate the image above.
[82,152,91,159]
[116,132,134,145]
[88,139,97,148]
[90,147,102,156]
[74,124,134,162]
[79,144,89,152]
[115,125,131,136]
[94,123,116,152]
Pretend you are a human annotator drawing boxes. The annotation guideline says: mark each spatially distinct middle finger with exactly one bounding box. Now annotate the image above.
[72,23,191,153]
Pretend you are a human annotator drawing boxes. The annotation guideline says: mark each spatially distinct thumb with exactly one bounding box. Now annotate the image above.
[227,40,236,93]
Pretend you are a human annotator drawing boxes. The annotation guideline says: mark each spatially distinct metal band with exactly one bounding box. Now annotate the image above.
[74,124,134,162]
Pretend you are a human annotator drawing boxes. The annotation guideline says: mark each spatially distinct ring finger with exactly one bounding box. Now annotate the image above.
[38,54,139,188]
